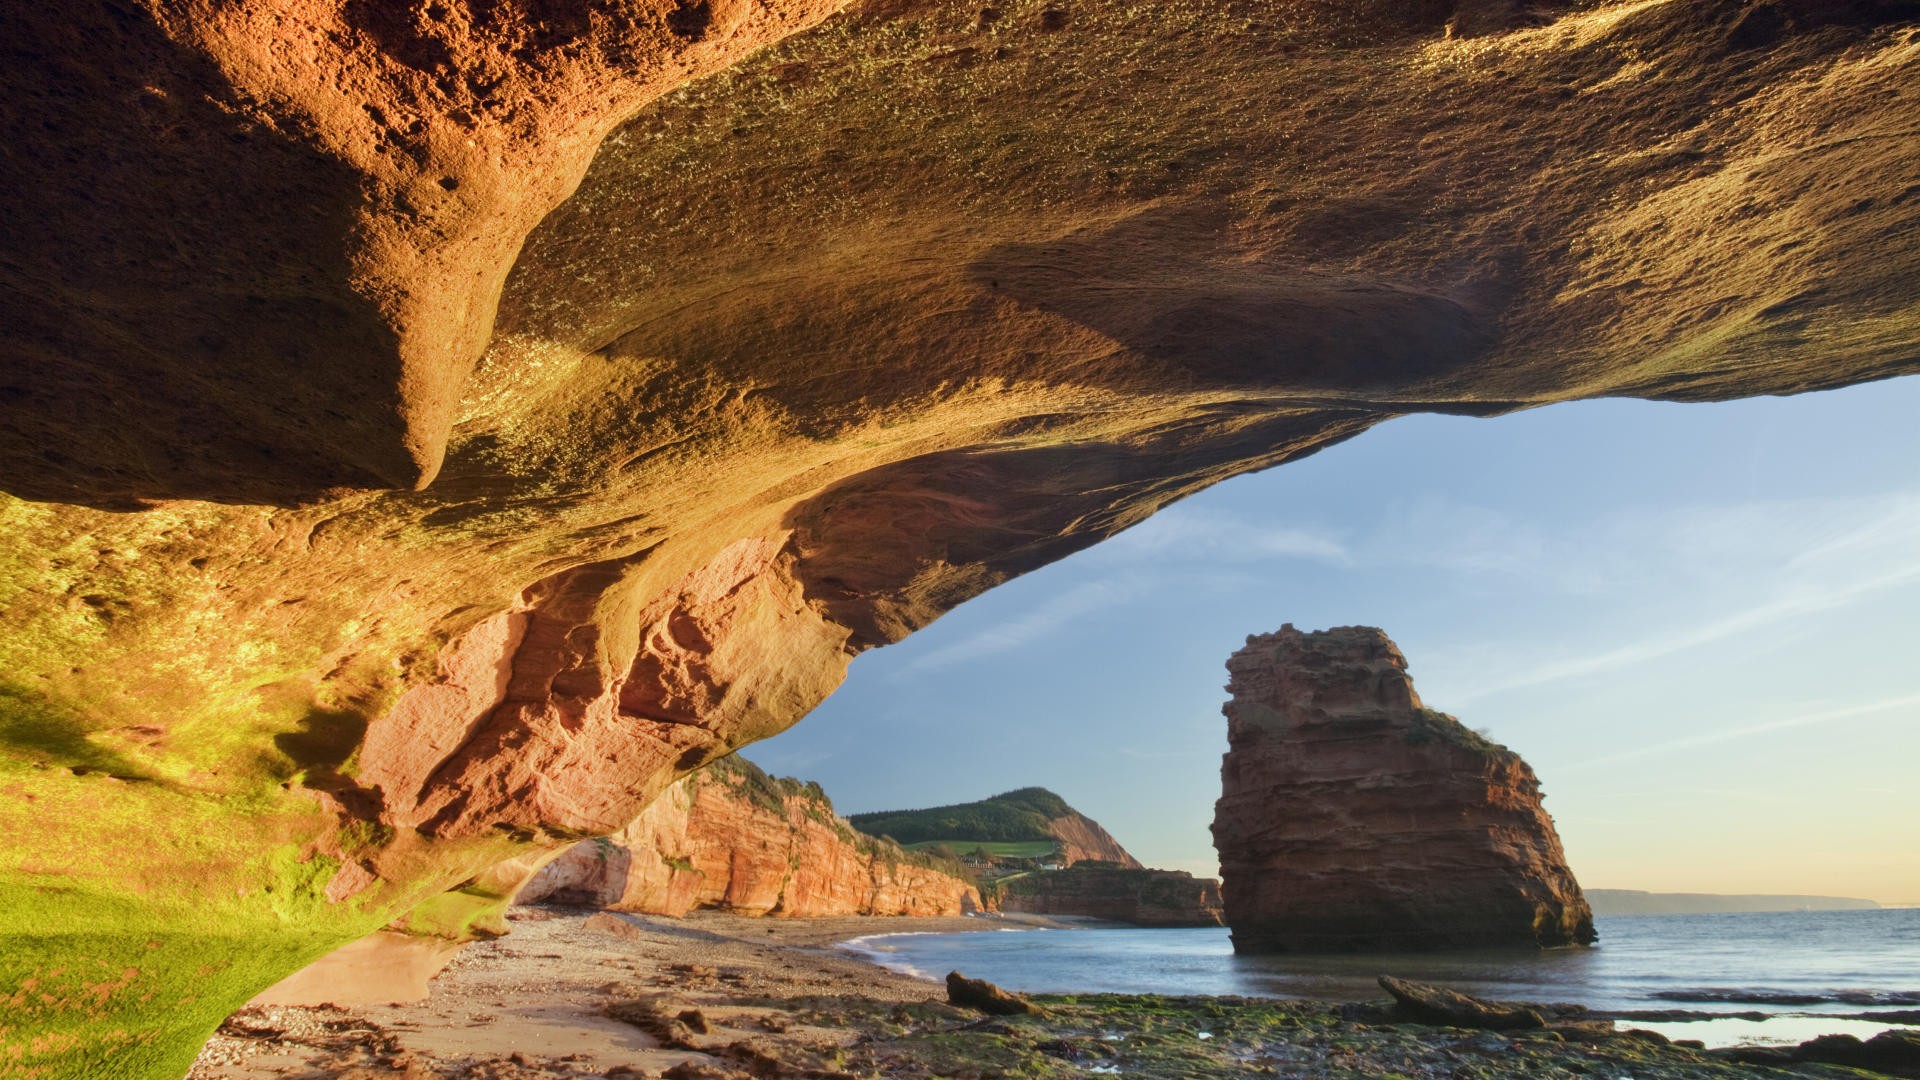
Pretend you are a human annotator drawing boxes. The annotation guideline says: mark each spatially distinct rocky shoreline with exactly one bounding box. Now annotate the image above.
[189,911,1916,1079]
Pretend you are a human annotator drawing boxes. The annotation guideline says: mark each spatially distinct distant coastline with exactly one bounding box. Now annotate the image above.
[1587,889,1880,916]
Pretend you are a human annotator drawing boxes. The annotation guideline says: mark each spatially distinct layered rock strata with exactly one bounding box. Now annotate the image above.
[516,756,982,917]
[1,0,1915,1072]
[1212,625,1596,952]
[996,864,1225,928]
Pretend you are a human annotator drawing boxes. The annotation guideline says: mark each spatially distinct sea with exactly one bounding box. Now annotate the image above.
[841,908,1920,1048]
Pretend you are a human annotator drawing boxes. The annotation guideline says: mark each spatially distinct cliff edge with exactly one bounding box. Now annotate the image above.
[1212,625,1595,952]
[518,757,981,918]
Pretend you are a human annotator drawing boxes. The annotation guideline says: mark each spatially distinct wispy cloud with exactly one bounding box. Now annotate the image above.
[1607,492,1920,586]
[892,579,1134,677]
[1552,693,1920,774]
[1091,507,1350,567]
[1451,558,1920,703]
[1781,494,1920,573]
[1360,495,1571,586]
[1097,494,1585,588]
[1442,491,1920,703]
[901,480,1920,713]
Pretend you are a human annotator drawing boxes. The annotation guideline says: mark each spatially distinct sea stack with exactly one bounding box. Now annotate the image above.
[1211,625,1595,952]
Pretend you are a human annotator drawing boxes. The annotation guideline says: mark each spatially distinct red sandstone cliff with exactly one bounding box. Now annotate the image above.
[518,757,982,918]
[1211,625,1595,953]
[997,864,1224,928]
[1044,811,1144,870]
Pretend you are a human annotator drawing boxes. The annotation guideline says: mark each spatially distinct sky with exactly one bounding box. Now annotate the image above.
[748,376,1920,905]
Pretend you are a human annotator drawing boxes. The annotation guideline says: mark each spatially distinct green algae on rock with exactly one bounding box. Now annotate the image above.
[759,991,1883,1079]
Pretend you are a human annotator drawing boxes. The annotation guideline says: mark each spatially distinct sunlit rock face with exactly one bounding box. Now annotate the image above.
[1212,625,1596,952]
[1035,805,1144,870]
[514,756,982,917]
[0,0,1915,1072]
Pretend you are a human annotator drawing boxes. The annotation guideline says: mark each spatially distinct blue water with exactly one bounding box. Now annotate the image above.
[843,909,1920,1047]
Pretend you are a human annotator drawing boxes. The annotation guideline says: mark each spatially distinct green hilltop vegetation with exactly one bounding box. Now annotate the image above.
[846,787,1075,847]
[702,751,834,816]
[1404,707,1505,755]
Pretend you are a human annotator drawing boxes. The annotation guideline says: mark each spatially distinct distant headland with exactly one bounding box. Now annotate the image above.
[1587,890,1881,916]
[850,787,1224,927]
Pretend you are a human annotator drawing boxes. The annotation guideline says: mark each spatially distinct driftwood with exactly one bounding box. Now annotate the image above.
[1379,975,1546,1030]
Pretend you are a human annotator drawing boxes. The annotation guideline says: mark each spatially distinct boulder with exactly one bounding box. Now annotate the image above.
[946,972,1038,1016]
[1793,1029,1920,1076]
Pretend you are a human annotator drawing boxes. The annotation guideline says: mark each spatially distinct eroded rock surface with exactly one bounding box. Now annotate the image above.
[1040,808,1146,870]
[1212,625,1596,952]
[515,756,981,917]
[1,0,1916,1072]
[0,0,847,504]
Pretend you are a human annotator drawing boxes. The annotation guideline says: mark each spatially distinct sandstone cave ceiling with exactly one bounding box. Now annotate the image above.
[0,0,1917,1072]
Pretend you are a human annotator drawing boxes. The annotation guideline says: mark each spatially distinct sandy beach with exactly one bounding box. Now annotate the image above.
[188,910,1059,1079]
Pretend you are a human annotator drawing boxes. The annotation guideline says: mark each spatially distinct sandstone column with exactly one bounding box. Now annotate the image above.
[1212,625,1596,952]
